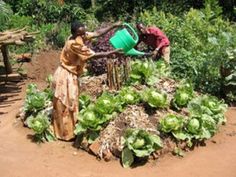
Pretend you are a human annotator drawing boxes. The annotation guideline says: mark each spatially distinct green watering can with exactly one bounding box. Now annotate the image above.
[109,23,145,56]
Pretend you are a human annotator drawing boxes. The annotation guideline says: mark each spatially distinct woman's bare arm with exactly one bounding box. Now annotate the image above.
[91,22,122,38]
[88,49,123,59]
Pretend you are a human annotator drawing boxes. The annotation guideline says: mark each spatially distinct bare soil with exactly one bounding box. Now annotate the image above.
[0,50,236,177]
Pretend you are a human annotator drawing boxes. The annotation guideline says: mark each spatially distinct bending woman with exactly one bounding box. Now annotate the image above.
[52,20,122,141]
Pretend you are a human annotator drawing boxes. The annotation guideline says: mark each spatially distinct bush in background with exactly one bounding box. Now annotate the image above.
[138,1,236,99]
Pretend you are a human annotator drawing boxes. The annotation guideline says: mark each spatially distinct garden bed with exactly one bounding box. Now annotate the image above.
[20,59,228,168]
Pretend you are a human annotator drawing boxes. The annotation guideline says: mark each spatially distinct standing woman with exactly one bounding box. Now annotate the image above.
[52,20,122,141]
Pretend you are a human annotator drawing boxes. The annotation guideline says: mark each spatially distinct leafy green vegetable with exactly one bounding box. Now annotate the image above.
[24,84,52,114]
[188,95,228,125]
[172,81,194,110]
[155,60,170,77]
[79,94,91,111]
[128,59,171,86]
[128,59,161,85]
[75,92,122,143]
[121,129,163,167]
[143,88,168,108]
[117,87,140,106]
[27,113,56,143]
[186,115,216,140]
[79,110,104,131]
[122,148,134,168]
[94,92,122,115]
[187,118,200,134]
[160,114,185,133]
[74,103,117,143]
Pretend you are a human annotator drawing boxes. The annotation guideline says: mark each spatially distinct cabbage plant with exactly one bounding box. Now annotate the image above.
[75,92,120,143]
[24,84,52,114]
[186,114,217,140]
[159,114,185,133]
[143,88,168,108]
[94,92,122,115]
[188,95,228,125]
[117,86,140,106]
[27,113,55,142]
[128,59,161,85]
[172,82,194,110]
[74,107,112,143]
[121,129,163,168]
[79,94,91,111]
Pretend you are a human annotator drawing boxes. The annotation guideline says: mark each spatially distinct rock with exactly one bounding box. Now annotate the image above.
[89,141,101,156]
[211,140,217,144]
[73,151,77,156]
[103,150,114,162]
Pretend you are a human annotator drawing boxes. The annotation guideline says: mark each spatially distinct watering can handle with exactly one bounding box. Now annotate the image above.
[123,23,139,43]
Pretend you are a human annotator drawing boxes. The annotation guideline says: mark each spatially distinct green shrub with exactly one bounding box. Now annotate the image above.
[7,14,33,29]
[10,0,89,25]
[44,23,70,48]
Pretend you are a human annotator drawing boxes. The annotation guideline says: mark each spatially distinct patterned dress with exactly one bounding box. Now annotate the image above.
[52,33,95,141]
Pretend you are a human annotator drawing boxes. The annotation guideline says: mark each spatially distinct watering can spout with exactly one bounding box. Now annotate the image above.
[109,23,145,56]
[126,48,145,56]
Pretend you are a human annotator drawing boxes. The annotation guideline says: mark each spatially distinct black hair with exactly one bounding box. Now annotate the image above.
[71,20,85,36]
[136,21,145,31]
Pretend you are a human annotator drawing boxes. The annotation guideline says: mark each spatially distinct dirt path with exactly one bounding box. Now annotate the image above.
[0,51,236,177]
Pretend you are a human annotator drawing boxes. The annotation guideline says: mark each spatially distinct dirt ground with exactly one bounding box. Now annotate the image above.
[0,50,236,177]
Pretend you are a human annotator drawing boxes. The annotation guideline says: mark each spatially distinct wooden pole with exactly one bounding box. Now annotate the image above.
[1,45,12,74]
[107,60,112,90]
[114,61,120,90]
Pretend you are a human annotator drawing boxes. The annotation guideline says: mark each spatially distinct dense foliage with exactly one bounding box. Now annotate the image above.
[139,2,236,100]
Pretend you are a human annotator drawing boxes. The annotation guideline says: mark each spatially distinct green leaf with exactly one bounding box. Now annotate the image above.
[122,148,134,168]
[79,94,91,111]
[87,131,99,144]
[74,123,87,135]
[45,129,57,142]
[149,134,163,149]
[173,147,185,157]
[172,131,190,141]
[118,87,140,106]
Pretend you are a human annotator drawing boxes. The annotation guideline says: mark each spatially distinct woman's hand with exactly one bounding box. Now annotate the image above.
[152,48,159,59]
[113,21,123,27]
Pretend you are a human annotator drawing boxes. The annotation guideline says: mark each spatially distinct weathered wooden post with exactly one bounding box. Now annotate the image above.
[107,57,130,91]
[1,45,12,74]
